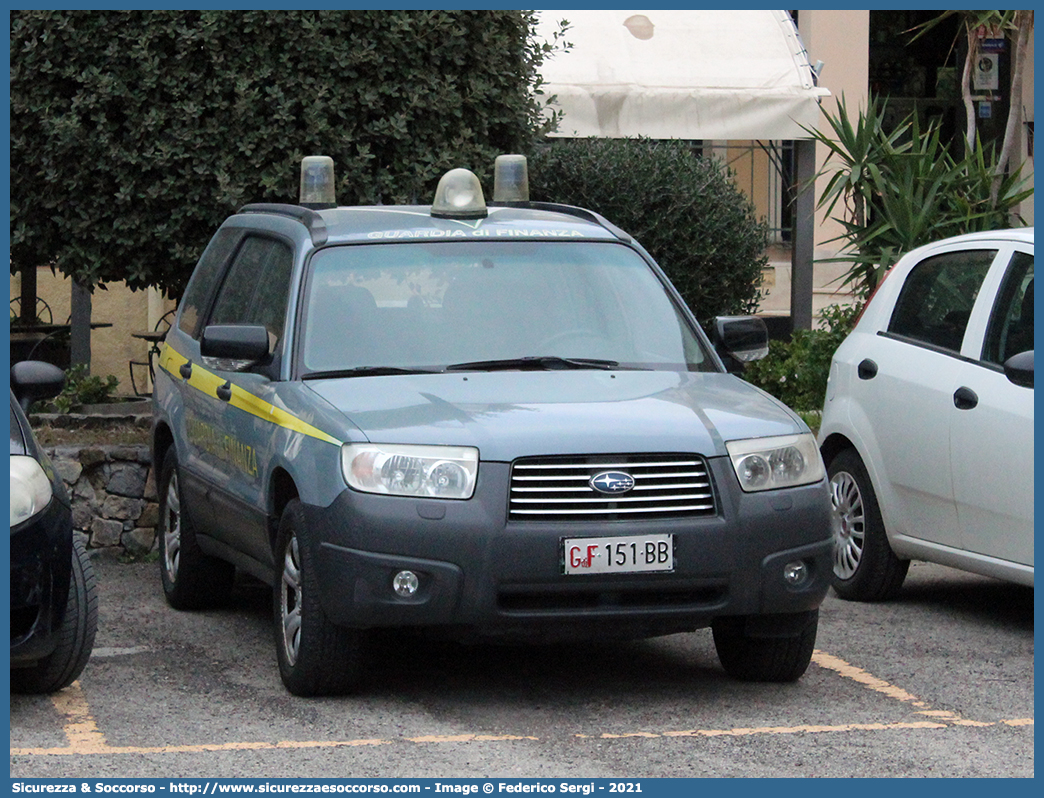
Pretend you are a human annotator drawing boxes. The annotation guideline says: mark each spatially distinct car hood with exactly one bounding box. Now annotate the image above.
[303,371,803,462]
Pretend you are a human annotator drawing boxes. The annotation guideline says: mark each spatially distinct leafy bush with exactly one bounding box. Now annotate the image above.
[743,304,860,412]
[49,365,121,414]
[11,10,562,298]
[527,138,767,318]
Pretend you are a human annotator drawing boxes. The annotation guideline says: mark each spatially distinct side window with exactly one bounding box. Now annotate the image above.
[887,249,996,353]
[982,251,1034,365]
[209,236,294,349]
[178,228,240,338]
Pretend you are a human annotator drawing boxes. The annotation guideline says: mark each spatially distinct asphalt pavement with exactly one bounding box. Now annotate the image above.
[10,551,1034,779]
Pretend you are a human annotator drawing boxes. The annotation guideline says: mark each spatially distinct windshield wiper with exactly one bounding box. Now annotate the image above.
[444,356,620,372]
[302,366,441,380]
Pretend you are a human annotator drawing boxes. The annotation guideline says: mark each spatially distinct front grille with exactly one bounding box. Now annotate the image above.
[509,453,716,521]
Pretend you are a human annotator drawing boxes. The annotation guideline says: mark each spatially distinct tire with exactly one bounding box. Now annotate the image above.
[12,536,98,694]
[712,610,818,682]
[827,447,909,601]
[274,499,366,697]
[157,450,235,610]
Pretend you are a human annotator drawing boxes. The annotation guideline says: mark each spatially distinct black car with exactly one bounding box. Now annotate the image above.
[10,360,97,693]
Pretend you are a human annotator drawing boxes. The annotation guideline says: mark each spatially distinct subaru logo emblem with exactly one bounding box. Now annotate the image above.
[589,471,635,495]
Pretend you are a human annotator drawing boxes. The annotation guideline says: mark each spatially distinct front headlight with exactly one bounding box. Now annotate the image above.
[342,443,479,500]
[725,434,824,493]
[10,455,55,527]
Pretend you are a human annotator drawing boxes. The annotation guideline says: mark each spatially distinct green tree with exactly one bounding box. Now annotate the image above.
[11,10,563,298]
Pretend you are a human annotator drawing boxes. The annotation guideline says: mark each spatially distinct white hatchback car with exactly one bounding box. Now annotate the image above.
[819,230,1033,600]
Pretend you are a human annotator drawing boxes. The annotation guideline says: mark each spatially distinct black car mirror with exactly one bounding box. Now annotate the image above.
[710,316,769,373]
[1003,350,1033,389]
[10,360,66,412]
[200,324,271,363]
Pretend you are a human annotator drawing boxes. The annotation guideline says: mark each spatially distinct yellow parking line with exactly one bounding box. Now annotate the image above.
[50,681,108,753]
[10,657,1033,758]
[583,721,949,739]
[810,650,925,705]
[578,717,1033,740]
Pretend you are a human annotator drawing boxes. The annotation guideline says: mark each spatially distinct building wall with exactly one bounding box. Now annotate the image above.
[798,9,871,315]
[10,269,175,397]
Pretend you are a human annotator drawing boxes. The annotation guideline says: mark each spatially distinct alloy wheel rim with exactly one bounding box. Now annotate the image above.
[830,471,865,580]
[280,534,302,667]
[163,472,182,583]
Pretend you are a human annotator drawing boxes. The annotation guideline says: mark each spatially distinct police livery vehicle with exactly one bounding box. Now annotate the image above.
[152,155,833,695]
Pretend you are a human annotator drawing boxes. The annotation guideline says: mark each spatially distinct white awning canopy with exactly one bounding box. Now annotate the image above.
[537,10,830,140]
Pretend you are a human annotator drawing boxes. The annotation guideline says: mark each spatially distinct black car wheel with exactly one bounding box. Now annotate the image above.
[11,535,98,694]
[712,610,818,682]
[157,450,234,610]
[274,499,366,697]
[827,448,909,601]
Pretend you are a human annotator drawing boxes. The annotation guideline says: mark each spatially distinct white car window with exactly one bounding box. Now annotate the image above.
[981,251,1034,365]
[887,249,996,353]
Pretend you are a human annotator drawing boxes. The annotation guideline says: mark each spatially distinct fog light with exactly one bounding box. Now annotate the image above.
[783,560,808,586]
[392,570,420,598]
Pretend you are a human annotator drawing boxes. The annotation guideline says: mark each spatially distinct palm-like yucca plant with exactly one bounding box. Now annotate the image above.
[805,94,1033,298]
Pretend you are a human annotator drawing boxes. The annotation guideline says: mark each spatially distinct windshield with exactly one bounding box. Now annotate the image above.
[299,241,714,374]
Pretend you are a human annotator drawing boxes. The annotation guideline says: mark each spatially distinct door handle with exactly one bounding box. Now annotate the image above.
[179,361,192,380]
[857,359,878,380]
[217,381,232,402]
[953,386,978,410]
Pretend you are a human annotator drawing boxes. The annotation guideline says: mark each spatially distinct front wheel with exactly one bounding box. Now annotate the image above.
[12,536,98,694]
[827,448,908,601]
[712,610,818,682]
[274,499,366,696]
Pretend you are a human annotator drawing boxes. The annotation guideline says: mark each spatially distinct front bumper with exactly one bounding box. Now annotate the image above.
[304,459,832,639]
[9,497,73,666]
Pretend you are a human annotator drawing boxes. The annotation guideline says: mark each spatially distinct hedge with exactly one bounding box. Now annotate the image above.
[527,138,767,319]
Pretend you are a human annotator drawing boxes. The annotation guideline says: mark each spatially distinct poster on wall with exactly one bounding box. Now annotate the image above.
[973,52,1000,91]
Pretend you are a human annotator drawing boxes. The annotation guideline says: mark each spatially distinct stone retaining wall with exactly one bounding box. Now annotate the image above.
[46,444,158,557]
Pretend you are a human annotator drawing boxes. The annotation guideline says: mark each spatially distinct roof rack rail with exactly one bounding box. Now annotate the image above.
[517,201,631,243]
[238,203,328,246]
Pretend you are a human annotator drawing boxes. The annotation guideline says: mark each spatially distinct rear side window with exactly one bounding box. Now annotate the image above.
[887,249,996,353]
[210,236,295,349]
[982,250,1034,365]
[178,228,241,338]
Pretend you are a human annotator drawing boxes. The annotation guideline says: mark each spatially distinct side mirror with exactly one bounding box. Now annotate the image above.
[201,324,271,363]
[710,316,769,373]
[11,360,66,413]
[1003,350,1033,389]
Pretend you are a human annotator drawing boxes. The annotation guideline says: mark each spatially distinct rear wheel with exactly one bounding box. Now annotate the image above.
[274,499,366,696]
[12,536,98,694]
[712,610,818,682]
[827,448,908,601]
[157,450,234,609]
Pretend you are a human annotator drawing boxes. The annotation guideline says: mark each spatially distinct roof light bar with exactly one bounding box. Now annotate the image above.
[493,154,529,203]
[299,156,336,209]
[431,168,488,219]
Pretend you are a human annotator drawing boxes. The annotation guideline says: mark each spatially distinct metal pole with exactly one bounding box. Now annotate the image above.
[790,138,816,331]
